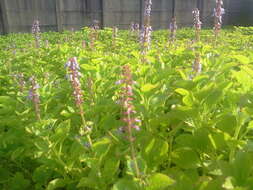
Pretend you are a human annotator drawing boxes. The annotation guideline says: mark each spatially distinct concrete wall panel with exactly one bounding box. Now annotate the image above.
[103,0,141,29]
[175,0,198,27]
[0,0,252,34]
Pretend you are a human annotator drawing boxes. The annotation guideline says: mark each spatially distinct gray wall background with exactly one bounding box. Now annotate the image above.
[0,0,252,34]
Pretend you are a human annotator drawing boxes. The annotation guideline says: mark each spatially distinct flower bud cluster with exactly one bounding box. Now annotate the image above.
[117,65,141,133]
[32,20,40,48]
[140,0,152,54]
[214,0,225,37]
[28,76,40,104]
[91,20,100,30]
[192,8,202,41]
[28,76,41,120]
[140,26,152,50]
[13,73,26,92]
[65,57,84,107]
[193,8,202,31]
[169,17,177,42]
[89,20,100,49]
[130,22,140,33]
[144,0,152,17]
[193,53,202,74]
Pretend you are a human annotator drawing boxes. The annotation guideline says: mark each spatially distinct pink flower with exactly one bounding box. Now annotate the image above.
[118,65,141,132]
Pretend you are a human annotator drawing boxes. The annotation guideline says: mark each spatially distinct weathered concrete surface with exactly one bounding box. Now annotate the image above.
[150,0,173,29]
[226,0,253,26]
[59,0,102,31]
[175,0,198,27]
[0,0,252,34]
[103,0,141,29]
[3,0,57,33]
[201,0,216,27]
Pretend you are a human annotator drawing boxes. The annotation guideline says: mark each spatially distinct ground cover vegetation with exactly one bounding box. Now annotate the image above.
[1,0,253,189]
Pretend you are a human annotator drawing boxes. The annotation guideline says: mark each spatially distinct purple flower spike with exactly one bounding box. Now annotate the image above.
[118,65,141,135]
[144,0,152,17]
[214,0,225,38]
[115,80,123,85]
[169,17,177,42]
[65,57,84,107]
[140,0,152,55]
[192,8,202,42]
[32,20,40,48]
[29,76,41,120]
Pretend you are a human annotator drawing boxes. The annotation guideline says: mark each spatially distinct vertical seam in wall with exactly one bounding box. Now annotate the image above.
[100,0,104,28]
[0,2,4,34]
[172,0,175,18]
[0,0,8,34]
[140,0,143,26]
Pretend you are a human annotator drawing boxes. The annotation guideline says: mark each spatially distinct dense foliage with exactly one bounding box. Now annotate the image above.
[1,26,253,190]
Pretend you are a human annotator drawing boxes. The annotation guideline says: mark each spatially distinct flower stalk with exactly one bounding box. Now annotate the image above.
[214,0,225,42]
[13,73,25,93]
[32,20,40,48]
[65,57,92,146]
[192,8,202,76]
[29,76,41,121]
[140,0,152,59]
[192,8,202,42]
[130,22,140,38]
[169,17,177,43]
[118,65,141,178]
[89,20,100,50]
[112,26,118,48]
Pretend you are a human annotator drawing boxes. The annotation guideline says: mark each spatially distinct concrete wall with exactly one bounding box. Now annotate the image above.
[226,0,253,26]
[1,0,57,33]
[58,0,102,31]
[175,0,198,27]
[103,0,141,29]
[150,0,173,29]
[0,0,252,34]
[0,2,4,34]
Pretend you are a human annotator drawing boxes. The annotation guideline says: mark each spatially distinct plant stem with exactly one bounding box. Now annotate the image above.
[34,103,41,121]
[229,119,243,163]
[127,113,140,178]
[79,105,93,147]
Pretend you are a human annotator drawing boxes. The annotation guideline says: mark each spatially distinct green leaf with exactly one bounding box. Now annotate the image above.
[32,166,53,185]
[46,178,66,190]
[0,167,11,182]
[9,172,30,190]
[141,83,158,92]
[11,147,25,160]
[172,148,200,169]
[102,157,120,179]
[112,179,139,190]
[182,94,194,106]
[222,177,234,189]
[175,88,189,96]
[232,151,252,186]
[80,64,97,71]
[140,136,169,168]
[93,137,111,158]
[216,114,237,136]
[147,173,175,190]
[175,88,194,106]
[60,110,71,117]
[77,177,98,189]
[232,55,250,64]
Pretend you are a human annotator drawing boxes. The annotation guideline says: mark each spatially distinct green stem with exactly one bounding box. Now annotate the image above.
[79,105,93,147]
[127,114,140,178]
[229,121,243,163]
